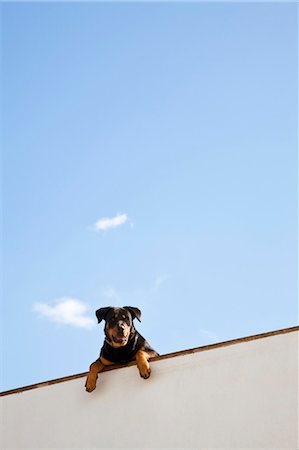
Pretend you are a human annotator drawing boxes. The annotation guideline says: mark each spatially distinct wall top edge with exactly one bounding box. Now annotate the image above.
[1,325,298,397]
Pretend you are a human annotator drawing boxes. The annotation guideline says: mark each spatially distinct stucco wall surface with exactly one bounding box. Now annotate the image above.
[1,330,298,449]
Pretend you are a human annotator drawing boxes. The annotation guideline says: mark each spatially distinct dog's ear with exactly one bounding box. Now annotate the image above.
[123,306,142,322]
[95,307,112,324]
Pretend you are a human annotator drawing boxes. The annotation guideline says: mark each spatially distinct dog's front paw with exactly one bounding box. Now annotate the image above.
[85,376,97,393]
[138,364,151,379]
[85,383,96,393]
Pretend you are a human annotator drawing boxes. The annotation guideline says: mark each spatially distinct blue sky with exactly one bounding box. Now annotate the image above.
[2,3,297,391]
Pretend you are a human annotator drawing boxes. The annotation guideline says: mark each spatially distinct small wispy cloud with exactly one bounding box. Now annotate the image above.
[101,287,120,302]
[99,276,169,308]
[93,213,128,232]
[200,329,219,343]
[33,298,95,329]
[153,275,168,292]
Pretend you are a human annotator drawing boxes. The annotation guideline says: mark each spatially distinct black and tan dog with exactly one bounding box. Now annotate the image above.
[85,306,158,392]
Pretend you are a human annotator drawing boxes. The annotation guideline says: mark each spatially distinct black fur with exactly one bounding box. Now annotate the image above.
[96,306,158,364]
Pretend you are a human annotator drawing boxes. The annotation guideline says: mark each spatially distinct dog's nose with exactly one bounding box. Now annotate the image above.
[117,324,125,332]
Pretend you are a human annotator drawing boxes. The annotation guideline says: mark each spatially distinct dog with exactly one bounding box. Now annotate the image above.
[85,306,158,392]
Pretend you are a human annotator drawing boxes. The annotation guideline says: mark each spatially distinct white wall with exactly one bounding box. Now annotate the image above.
[1,330,298,449]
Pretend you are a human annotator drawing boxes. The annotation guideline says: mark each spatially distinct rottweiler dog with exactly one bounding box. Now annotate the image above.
[85,306,158,392]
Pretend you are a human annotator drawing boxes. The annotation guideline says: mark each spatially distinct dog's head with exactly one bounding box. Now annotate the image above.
[95,306,141,348]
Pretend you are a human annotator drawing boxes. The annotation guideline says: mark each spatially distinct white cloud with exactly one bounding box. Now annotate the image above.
[33,298,95,329]
[200,329,219,343]
[101,287,120,302]
[153,275,168,292]
[93,213,128,232]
